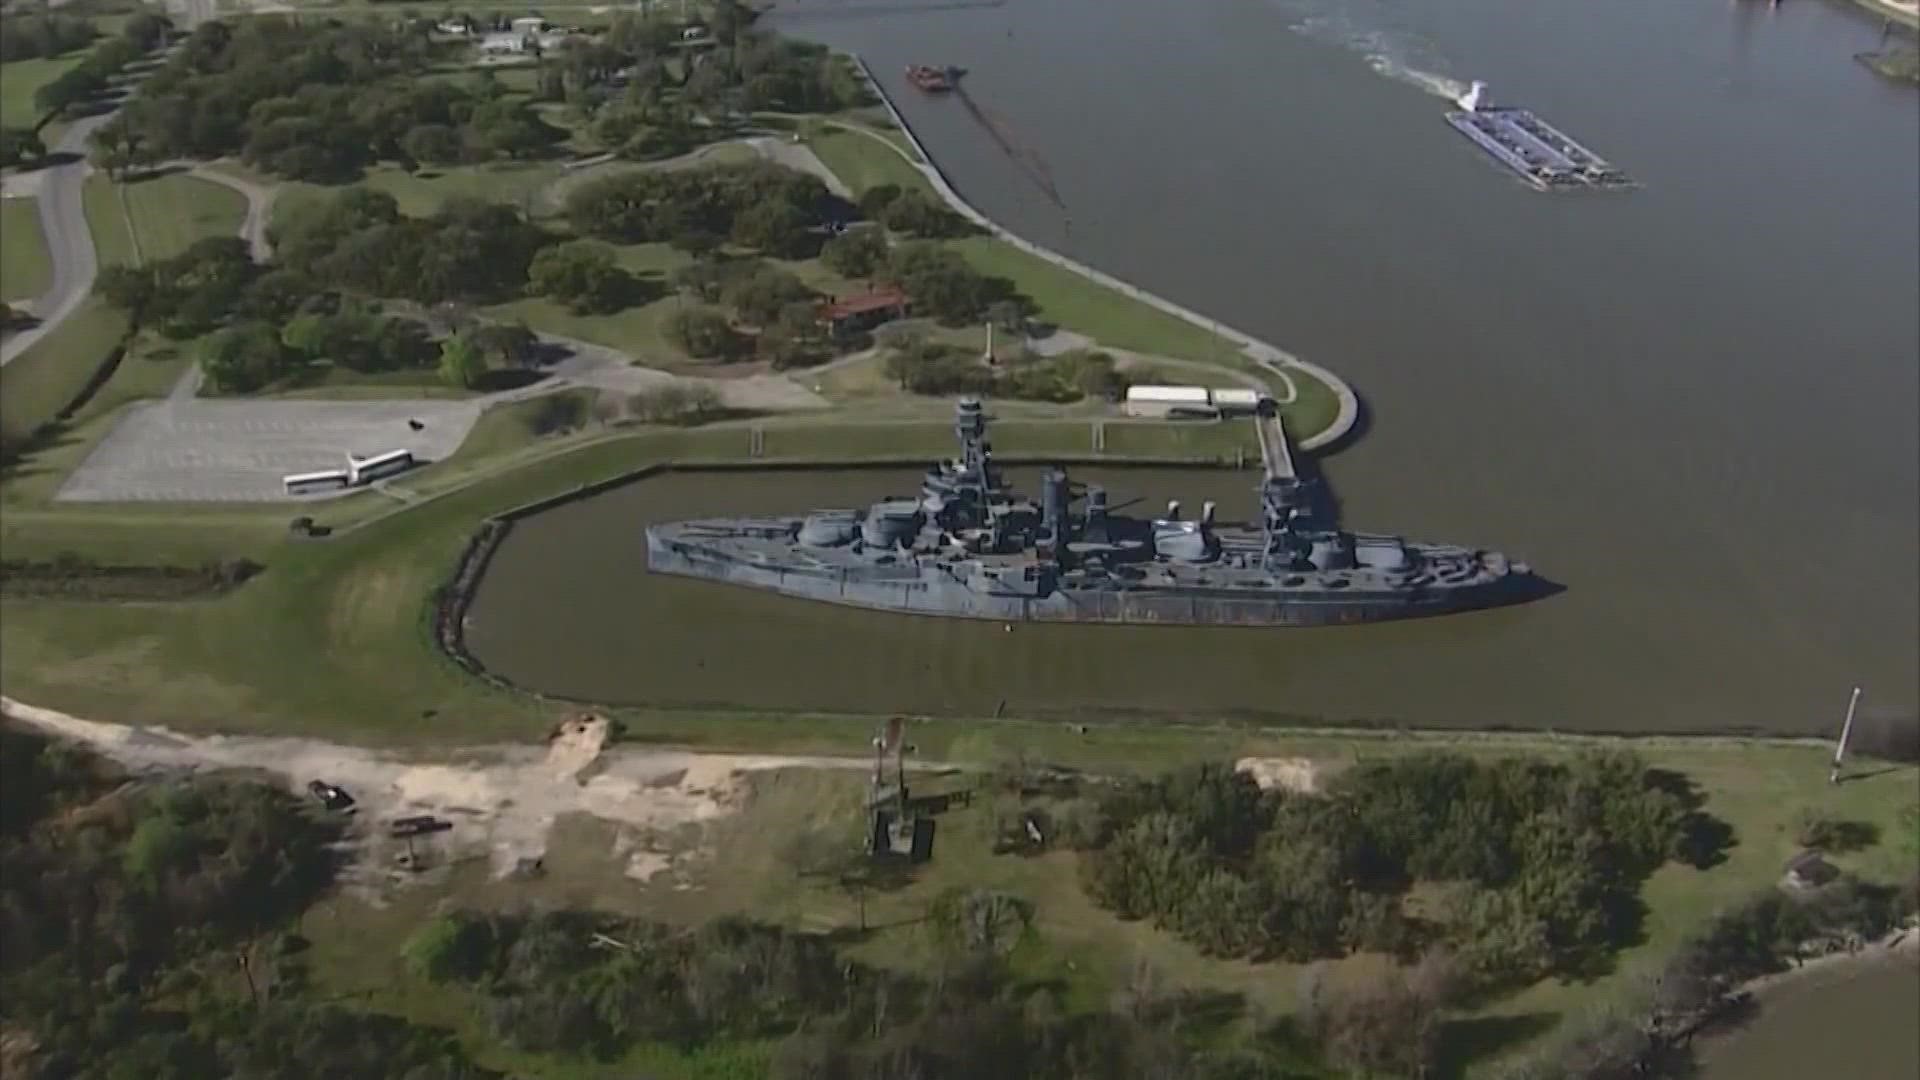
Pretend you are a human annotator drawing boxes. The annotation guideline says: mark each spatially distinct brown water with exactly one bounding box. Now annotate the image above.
[1699,956,1920,1079]
[471,0,1916,732]
[748,0,1918,732]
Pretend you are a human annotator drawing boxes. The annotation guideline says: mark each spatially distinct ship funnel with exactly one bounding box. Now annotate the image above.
[1201,501,1216,526]
[1166,500,1181,521]
[1456,80,1488,113]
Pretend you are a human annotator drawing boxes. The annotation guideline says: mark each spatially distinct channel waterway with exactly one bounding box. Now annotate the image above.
[1698,954,1920,1079]
[744,0,1919,732]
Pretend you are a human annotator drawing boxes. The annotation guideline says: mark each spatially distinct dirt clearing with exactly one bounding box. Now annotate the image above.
[1,697,867,897]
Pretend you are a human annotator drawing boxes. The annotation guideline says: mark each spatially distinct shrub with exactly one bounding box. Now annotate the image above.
[625,383,723,425]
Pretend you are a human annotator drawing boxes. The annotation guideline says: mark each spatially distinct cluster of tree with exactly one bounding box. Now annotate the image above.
[0,127,44,168]
[1,13,97,61]
[0,552,261,600]
[1494,875,1919,1080]
[1070,753,1728,989]
[882,241,1017,325]
[881,339,1125,402]
[622,382,725,424]
[535,6,864,159]
[407,905,1326,1079]
[860,183,972,239]
[271,189,548,306]
[665,258,829,367]
[29,13,172,123]
[97,235,258,337]
[88,18,562,182]
[0,726,498,1079]
[567,159,830,258]
[526,239,639,314]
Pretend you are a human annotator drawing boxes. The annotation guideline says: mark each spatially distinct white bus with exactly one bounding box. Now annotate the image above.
[347,449,416,486]
[283,469,351,496]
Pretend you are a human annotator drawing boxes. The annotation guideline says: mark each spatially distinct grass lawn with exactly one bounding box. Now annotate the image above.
[81,175,137,267]
[805,128,926,196]
[0,296,129,444]
[0,54,81,129]
[276,161,568,225]
[1101,418,1260,460]
[118,173,248,263]
[0,196,50,302]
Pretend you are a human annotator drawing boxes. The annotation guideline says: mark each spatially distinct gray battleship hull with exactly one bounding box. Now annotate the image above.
[645,525,1529,627]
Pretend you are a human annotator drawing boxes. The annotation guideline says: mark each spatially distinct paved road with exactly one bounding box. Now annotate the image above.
[190,166,275,262]
[0,112,113,367]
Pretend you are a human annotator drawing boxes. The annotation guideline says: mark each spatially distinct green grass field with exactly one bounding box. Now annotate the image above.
[120,173,247,263]
[806,128,927,196]
[0,54,82,129]
[84,172,249,267]
[1,197,51,303]
[0,297,130,444]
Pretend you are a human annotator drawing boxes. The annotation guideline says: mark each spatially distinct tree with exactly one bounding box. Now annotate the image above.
[527,240,631,314]
[880,191,967,238]
[240,268,319,323]
[0,126,45,169]
[719,263,810,326]
[664,306,739,360]
[469,321,540,367]
[666,227,723,261]
[199,321,293,394]
[730,199,812,258]
[438,333,488,388]
[35,67,106,118]
[96,265,159,320]
[885,242,991,324]
[400,123,464,167]
[857,183,903,219]
[122,11,172,52]
[820,228,886,279]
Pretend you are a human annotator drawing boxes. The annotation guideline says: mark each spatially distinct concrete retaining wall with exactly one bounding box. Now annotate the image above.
[850,56,1359,450]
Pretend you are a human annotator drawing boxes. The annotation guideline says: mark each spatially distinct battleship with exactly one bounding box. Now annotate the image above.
[644,399,1544,627]
[1445,82,1632,191]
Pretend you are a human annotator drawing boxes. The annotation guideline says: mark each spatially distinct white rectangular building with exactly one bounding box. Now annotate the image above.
[1210,387,1266,415]
[1124,384,1216,419]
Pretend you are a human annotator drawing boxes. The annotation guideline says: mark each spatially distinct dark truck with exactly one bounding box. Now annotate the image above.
[388,815,452,838]
[307,781,355,813]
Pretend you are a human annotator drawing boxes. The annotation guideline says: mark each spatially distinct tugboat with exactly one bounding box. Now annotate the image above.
[645,398,1546,627]
[905,64,957,93]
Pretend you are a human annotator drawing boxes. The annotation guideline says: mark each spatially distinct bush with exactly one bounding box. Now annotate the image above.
[665,306,742,360]
[626,383,723,425]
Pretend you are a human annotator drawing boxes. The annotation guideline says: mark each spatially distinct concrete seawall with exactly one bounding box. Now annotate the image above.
[850,56,1360,451]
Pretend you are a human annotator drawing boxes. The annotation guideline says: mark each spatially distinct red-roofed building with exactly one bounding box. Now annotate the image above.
[820,286,910,339]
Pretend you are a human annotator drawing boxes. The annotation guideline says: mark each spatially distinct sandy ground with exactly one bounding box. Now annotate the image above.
[1,697,867,896]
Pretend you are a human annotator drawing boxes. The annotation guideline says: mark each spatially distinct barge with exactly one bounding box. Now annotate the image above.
[1445,82,1632,191]
[905,64,958,92]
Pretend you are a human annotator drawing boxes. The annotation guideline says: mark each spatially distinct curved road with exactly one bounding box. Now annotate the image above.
[1,112,113,367]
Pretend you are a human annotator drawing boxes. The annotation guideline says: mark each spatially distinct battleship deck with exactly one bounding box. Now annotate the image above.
[1446,107,1633,190]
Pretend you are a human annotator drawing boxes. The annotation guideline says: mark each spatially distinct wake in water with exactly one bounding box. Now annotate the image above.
[1277,0,1466,99]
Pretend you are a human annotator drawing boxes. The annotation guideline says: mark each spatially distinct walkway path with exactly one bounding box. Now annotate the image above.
[846,57,1359,450]
[0,112,114,367]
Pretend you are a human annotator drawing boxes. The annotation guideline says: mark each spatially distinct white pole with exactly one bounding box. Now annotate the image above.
[1829,686,1862,785]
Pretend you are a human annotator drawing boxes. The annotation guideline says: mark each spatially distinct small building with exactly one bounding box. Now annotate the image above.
[510,16,546,33]
[1782,850,1839,891]
[821,287,910,338]
[681,24,709,41]
[1124,384,1216,419]
[1210,387,1268,416]
[435,19,471,35]
[479,32,526,54]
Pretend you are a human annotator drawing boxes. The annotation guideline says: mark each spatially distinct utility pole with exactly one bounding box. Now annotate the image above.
[1829,686,1862,785]
[237,948,259,1008]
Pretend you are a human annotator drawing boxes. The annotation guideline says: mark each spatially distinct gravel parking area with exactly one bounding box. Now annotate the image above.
[56,398,483,502]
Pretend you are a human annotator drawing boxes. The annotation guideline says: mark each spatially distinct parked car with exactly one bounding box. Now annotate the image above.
[307,780,355,813]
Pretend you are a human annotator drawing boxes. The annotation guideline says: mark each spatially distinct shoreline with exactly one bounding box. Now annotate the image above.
[846,56,1361,452]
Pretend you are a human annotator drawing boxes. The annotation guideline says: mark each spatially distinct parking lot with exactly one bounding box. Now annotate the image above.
[56,398,483,502]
